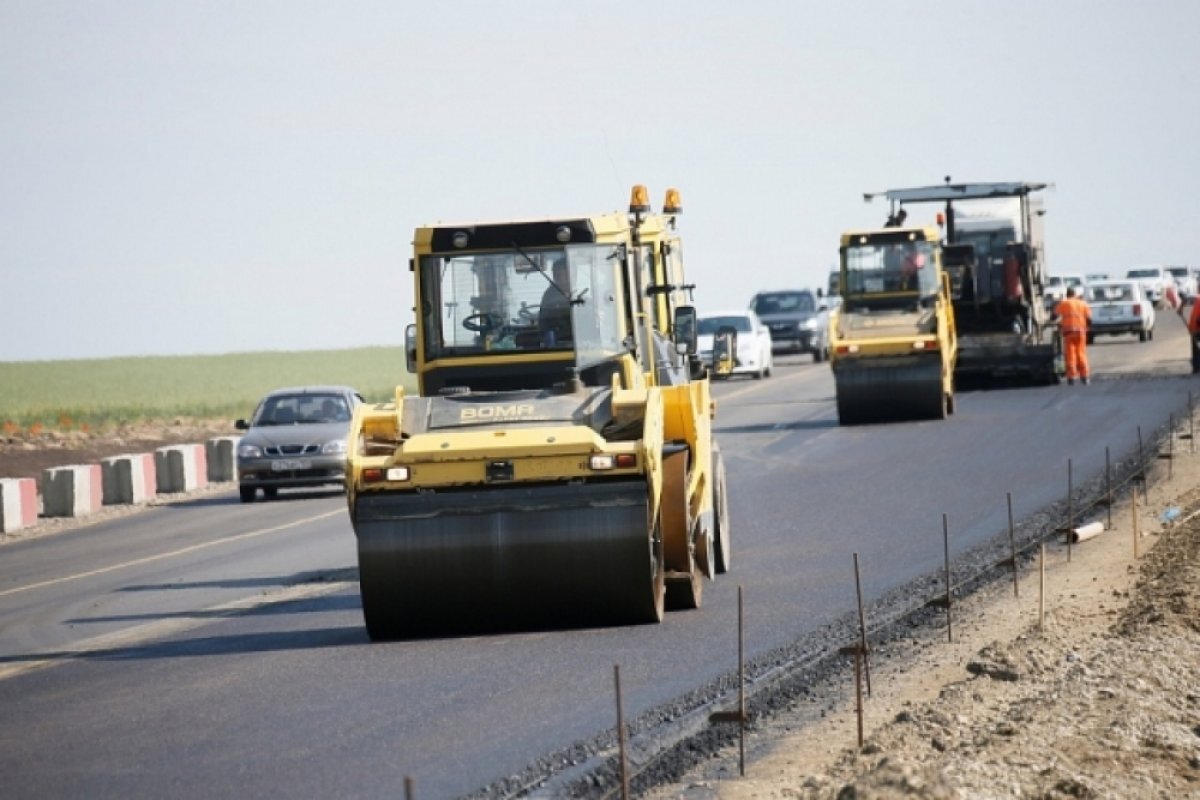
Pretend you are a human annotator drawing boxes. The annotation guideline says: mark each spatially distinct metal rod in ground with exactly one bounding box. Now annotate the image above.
[1038,544,1046,630]
[852,552,872,697]
[738,585,745,778]
[1191,391,1195,454]
[1132,485,1141,561]
[1067,458,1074,563]
[1169,412,1175,480]
[1105,445,1113,530]
[1137,424,1146,492]
[853,648,864,749]
[405,776,415,800]
[613,665,630,800]
[1007,492,1019,598]
[942,513,953,643]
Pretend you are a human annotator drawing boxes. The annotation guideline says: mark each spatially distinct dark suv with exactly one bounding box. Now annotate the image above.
[750,289,830,362]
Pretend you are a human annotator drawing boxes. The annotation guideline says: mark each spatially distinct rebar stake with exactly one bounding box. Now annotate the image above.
[1038,544,1046,630]
[1105,445,1113,530]
[1168,413,1175,480]
[1190,391,1195,454]
[738,586,745,777]
[614,665,629,800]
[1007,492,1019,598]
[706,586,748,778]
[1137,424,1147,496]
[853,649,864,748]
[943,514,953,643]
[1066,458,1074,563]
[852,553,872,697]
[1132,485,1141,560]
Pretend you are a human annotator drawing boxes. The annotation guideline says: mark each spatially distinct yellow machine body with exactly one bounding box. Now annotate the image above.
[830,225,958,424]
[346,189,730,638]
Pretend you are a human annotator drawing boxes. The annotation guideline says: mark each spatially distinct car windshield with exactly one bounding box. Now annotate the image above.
[254,393,350,426]
[418,244,624,369]
[1127,268,1160,279]
[752,291,814,315]
[1167,268,1189,279]
[1088,284,1134,302]
[698,315,753,335]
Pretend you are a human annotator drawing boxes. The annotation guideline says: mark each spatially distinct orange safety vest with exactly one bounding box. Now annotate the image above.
[1055,296,1090,335]
[1189,299,1200,334]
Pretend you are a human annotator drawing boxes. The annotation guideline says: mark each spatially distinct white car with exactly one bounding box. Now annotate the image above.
[1165,266,1196,301]
[697,310,773,379]
[1125,265,1175,306]
[1085,280,1155,343]
[1044,273,1087,311]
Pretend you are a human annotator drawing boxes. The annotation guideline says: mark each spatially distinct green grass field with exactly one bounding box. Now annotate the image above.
[0,347,418,431]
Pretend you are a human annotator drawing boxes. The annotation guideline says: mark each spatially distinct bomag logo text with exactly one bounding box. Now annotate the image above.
[460,404,537,421]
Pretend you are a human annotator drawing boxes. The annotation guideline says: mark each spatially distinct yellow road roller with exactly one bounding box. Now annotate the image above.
[830,225,957,425]
[345,187,731,639]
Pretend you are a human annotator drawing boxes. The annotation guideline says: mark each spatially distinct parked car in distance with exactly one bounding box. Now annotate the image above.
[1043,273,1087,311]
[749,289,830,362]
[1165,266,1197,301]
[697,310,773,379]
[1085,280,1155,343]
[235,385,365,503]
[1125,265,1174,306]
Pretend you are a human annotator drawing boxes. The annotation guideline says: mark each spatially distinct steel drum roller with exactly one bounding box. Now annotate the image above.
[355,481,661,638]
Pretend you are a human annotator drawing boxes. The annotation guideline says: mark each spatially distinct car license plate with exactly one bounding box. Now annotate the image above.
[1100,307,1119,318]
[272,459,311,471]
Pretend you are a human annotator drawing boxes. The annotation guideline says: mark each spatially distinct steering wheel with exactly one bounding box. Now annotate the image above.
[462,312,502,334]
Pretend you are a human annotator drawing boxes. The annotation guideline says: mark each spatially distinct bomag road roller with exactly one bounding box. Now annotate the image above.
[829,225,957,425]
[345,186,731,639]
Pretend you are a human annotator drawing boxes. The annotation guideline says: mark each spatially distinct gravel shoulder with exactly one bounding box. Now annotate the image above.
[647,432,1200,798]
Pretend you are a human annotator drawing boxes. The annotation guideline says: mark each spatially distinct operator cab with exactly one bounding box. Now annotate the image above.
[841,229,939,311]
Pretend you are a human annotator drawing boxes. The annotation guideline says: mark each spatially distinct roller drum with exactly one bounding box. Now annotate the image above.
[354,481,660,638]
[834,354,945,425]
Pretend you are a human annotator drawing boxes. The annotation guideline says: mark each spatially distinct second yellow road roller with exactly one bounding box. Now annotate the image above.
[345,187,731,639]
[829,225,958,425]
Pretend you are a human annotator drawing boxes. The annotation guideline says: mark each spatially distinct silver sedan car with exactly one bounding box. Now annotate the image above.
[234,385,364,502]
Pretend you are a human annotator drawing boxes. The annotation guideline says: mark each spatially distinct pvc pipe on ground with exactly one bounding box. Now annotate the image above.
[1068,520,1105,544]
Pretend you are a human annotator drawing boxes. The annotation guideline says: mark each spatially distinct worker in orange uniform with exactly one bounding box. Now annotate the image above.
[1054,286,1092,385]
[1188,296,1200,373]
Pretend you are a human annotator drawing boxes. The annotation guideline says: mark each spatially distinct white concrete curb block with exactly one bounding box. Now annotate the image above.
[101,453,157,505]
[155,444,208,494]
[205,436,241,483]
[42,465,103,518]
[1,478,39,532]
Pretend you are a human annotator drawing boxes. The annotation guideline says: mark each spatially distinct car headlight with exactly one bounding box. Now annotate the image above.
[322,439,347,455]
[238,444,262,459]
[802,318,818,330]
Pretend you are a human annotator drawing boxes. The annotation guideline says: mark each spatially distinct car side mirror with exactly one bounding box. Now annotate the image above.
[235,419,249,431]
[672,305,698,356]
[404,323,418,373]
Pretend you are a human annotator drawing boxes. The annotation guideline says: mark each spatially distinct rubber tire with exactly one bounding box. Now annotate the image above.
[813,346,825,364]
[1086,333,1095,345]
[263,487,279,500]
[712,445,732,574]
[239,485,256,503]
[1139,329,1148,342]
[1149,328,1155,341]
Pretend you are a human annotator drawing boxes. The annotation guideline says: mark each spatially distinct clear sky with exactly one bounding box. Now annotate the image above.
[2,1,1196,361]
